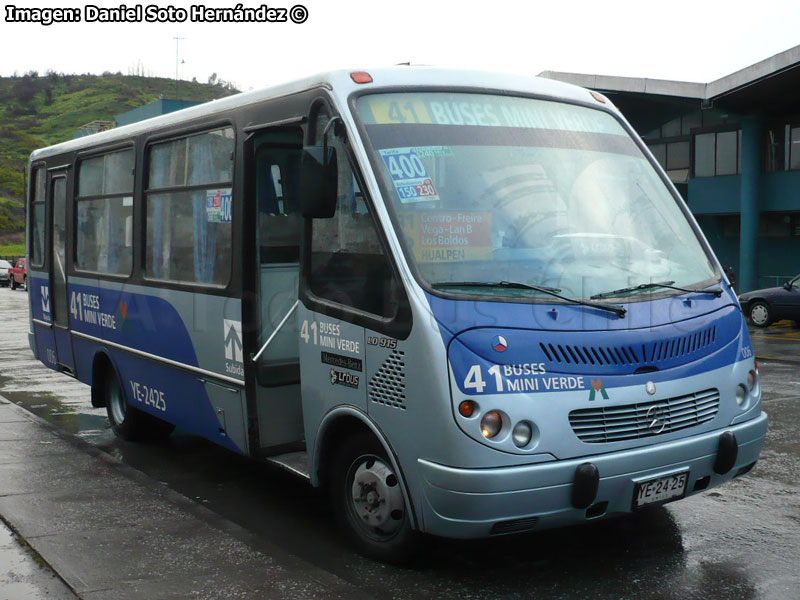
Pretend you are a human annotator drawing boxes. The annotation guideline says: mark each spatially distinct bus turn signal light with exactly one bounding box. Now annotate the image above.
[459,400,476,418]
[350,71,373,84]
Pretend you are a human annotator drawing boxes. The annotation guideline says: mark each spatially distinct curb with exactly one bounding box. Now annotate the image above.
[0,394,362,599]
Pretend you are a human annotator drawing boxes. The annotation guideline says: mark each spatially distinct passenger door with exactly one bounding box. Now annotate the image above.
[49,171,75,372]
[249,126,306,450]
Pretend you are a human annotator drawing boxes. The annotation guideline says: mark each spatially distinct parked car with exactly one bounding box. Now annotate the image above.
[0,259,11,287]
[738,274,800,327]
[8,257,26,291]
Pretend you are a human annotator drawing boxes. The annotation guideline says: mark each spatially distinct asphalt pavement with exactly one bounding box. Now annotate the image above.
[1,285,800,599]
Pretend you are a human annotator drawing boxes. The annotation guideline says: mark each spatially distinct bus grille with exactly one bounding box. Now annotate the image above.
[369,350,406,410]
[568,388,720,443]
[539,325,716,368]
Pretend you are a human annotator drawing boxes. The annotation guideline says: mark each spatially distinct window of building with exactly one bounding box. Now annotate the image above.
[145,128,234,285]
[694,130,741,177]
[667,140,690,170]
[716,130,738,175]
[647,141,690,183]
[30,167,46,267]
[790,127,800,171]
[76,149,135,275]
[792,213,800,237]
[649,143,666,167]
[758,213,794,238]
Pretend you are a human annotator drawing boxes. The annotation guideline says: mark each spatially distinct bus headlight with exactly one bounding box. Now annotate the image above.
[481,411,503,438]
[512,421,533,447]
[735,384,748,407]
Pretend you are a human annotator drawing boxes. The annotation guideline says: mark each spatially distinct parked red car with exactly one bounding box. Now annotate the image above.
[8,257,26,291]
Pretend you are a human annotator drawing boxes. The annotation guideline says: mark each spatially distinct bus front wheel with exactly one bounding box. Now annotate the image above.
[330,432,416,564]
[104,369,174,441]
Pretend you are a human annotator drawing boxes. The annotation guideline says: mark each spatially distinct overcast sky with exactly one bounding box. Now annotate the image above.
[2,0,799,91]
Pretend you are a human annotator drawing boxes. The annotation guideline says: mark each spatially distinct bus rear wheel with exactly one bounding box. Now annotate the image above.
[330,432,416,564]
[104,369,174,441]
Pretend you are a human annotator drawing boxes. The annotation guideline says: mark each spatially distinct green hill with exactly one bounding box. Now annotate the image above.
[0,71,238,250]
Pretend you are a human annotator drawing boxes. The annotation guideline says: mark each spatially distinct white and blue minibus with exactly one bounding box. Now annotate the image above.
[26,68,767,562]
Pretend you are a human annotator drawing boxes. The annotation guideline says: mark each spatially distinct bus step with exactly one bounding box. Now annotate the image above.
[265,451,311,481]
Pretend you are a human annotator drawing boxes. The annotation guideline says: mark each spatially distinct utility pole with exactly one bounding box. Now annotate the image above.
[173,37,186,97]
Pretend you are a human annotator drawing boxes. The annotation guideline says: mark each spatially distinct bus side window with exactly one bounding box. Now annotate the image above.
[75,149,135,276]
[145,127,234,285]
[29,167,46,267]
[308,111,400,318]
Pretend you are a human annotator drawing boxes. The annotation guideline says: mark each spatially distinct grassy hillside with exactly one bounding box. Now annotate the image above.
[0,71,238,249]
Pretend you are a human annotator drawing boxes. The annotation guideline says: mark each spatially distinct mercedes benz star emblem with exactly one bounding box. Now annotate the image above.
[645,381,656,396]
[646,404,668,434]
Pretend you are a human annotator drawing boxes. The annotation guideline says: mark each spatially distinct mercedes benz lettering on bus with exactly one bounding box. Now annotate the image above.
[26,68,768,562]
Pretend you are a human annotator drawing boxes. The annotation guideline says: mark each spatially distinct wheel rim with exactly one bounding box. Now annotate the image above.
[751,304,769,325]
[347,454,405,541]
[108,377,126,425]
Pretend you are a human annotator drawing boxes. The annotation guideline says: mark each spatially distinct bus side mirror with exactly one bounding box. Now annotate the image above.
[300,146,337,218]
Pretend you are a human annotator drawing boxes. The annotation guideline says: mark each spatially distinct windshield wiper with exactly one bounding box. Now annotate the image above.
[433,281,562,293]
[433,281,627,318]
[590,280,723,300]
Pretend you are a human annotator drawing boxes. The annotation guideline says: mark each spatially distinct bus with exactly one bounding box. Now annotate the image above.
[26,68,768,562]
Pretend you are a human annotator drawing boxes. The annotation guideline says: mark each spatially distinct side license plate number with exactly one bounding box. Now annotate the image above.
[633,471,689,508]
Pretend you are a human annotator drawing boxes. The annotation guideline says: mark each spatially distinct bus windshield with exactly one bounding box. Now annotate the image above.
[355,92,716,301]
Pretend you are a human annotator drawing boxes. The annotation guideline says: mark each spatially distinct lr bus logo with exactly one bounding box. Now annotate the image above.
[224,319,243,362]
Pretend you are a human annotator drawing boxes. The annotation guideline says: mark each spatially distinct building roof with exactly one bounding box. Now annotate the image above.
[540,44,800,118]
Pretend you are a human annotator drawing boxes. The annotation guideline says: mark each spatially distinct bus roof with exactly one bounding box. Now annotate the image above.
[30,67,618,161]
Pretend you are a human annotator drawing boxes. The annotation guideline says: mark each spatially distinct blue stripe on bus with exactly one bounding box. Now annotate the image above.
[67,282,199,367]
[27,277,243,454]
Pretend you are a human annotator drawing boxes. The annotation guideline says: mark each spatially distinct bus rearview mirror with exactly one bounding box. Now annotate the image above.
[301,146,337,218]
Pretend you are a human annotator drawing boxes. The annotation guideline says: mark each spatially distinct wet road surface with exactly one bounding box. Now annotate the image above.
[0,518,76,599]
[1,286,799,599]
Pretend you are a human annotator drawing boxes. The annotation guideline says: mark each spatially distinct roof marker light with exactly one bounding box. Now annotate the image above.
[350,71,373,84]
[590,91,606,104]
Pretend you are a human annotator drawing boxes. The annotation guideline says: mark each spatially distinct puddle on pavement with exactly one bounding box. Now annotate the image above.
[0,372,112,442]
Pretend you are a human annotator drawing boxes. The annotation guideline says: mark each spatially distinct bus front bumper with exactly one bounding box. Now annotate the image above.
[416,412,768,539]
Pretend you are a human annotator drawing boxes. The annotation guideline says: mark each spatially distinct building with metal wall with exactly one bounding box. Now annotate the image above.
[114,98,202,127]
[541,46,800,292]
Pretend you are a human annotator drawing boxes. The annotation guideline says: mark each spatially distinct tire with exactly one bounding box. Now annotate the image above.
[22,276,27,291]
[330,432,416,564]
[10,278,17,290]
[104,369,174,441]
[749,301,772,328]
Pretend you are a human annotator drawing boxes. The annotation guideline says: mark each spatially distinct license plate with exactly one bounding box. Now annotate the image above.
[633,471,689,508]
